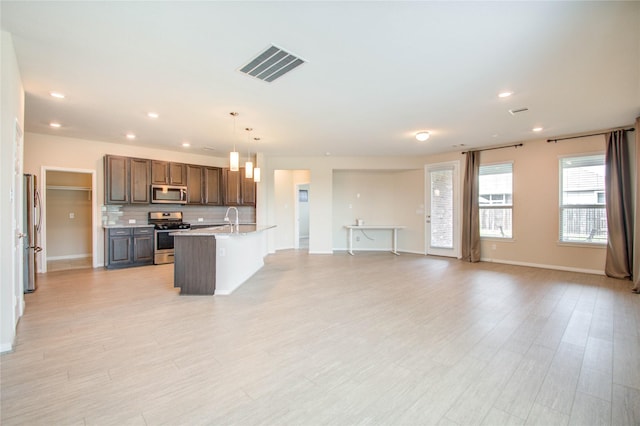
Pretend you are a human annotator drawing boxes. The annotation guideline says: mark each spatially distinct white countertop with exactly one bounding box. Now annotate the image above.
[171,224,276,237]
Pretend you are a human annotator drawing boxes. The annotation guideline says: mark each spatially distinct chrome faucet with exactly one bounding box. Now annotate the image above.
[224,206,239,232]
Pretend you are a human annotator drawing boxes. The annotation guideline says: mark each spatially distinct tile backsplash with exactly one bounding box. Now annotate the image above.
[101,205,255,226]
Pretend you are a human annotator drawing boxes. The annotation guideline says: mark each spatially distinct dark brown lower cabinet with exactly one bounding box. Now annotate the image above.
[105,227,154,269]
[173,235,216,295]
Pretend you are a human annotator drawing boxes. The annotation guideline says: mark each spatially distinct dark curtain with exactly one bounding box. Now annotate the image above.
[461,151,480,262]
[604,130,633,279]
[634,117,640,292]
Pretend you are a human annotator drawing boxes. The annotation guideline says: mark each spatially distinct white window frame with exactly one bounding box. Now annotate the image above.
[479,161,513,240]
[558,152,606,246]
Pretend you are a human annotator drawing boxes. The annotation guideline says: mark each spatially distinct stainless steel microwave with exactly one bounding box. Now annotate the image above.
[150,185,187,204]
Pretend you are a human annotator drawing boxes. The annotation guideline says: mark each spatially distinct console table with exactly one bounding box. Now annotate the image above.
[344,225,406,256]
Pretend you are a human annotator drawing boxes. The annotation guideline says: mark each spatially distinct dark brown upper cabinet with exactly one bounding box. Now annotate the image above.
[203,167,223,205]
[104,155,150,204]
[151,160,186,186]
[224,168,256,206]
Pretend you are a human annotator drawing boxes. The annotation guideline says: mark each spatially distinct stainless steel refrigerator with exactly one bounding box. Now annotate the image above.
[24,174,42,293]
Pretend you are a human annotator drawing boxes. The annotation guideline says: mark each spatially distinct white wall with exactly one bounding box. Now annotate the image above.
[24,132,232,267]
[426,136,620,274]
[1,31,25,352]
[263,156,427,254]
[332,169,424,253]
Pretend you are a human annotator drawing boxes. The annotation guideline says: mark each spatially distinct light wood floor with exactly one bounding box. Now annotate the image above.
[2,251,639,425]
[47,257,93,273]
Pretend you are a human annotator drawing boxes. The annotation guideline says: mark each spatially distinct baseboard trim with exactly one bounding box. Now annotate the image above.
[480,257,605,276]
[309,250,334,255]
[47,254,92,261]
[400,250,427,255]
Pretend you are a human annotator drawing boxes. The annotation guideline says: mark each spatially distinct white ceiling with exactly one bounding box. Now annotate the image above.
[2,1,639,157]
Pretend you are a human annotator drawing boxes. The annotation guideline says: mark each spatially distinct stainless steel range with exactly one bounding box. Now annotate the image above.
[148,211,191,264]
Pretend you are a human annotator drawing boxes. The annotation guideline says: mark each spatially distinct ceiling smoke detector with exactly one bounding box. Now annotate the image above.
[239,45,306,83]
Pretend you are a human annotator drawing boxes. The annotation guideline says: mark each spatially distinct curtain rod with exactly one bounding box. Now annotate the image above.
[461,143,523,154]
[546,127,635,143]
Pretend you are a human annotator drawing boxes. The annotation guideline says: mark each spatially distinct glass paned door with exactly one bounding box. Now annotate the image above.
[426,162,460,257]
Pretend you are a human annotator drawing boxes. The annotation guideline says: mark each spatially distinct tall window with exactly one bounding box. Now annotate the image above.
[479,163,513,238]
[559,154,606,244]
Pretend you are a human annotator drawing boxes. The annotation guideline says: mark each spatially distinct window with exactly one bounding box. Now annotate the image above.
[559,154,606,244]
[479,163,513,238]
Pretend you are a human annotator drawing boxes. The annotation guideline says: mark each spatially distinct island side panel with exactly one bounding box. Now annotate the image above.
[174,235,216,295]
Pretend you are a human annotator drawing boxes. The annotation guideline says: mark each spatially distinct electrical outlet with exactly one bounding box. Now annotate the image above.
[219,248,226,257]
[491,244,497,250]
[356,236,360,242]
[198,218,204,222]
[128,219,136,224]
[69,212,75,219]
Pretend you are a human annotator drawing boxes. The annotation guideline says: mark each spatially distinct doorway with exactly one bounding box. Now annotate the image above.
[295,184,310,250]
[273,169,310,251]
[40,167,97,273]
[425,161,461,258]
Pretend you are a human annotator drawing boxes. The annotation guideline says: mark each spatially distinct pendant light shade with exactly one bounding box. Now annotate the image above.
[253,167,261,182]
[245,161,253,178]
[229,112,240,171]
[230,151,239,171]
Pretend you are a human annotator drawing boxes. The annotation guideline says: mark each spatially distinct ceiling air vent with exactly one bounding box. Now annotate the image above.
[509,107,529,115]
[239,45,306,83]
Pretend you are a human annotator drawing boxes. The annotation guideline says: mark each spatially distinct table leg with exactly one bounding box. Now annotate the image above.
[392,228,400,255]
[348,228,354,255]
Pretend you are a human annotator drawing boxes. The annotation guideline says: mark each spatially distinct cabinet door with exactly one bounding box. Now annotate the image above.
[241,172,256,206]
[224,168,241,206]
[169,163,186,185]
[151,160,169,184]
[105,155,129,204]
[186,164,204,204]
[130,158,151,204]
[109,236,132,266]
[203,167,223,205]
[133,235,154,265]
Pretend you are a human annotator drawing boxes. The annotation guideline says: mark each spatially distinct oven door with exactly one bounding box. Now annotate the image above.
[154,229,175,264]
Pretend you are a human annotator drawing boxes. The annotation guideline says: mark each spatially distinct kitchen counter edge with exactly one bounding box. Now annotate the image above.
[171,225,276,237]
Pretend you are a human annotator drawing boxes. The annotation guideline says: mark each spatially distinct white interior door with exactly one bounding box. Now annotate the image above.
[425,161,460,258]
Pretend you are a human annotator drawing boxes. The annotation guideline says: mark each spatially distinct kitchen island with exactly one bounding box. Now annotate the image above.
[171,224,275,295]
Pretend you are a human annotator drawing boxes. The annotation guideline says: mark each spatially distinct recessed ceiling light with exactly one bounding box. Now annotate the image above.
[532,127,543,132]
[147,112,159,119]
[50,92,65,99]
[498,91,513,98]
[126,133,136,140]
[181,142,190,147]
[415,131,430,142]
[49,122,61,128]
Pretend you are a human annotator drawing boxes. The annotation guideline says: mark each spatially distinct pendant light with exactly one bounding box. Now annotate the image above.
[253,137,261,182]
[229,112,239,171]
[244,128,253,179]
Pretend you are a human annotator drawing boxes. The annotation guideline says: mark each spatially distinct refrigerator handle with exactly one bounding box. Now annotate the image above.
[35,188,43,233]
